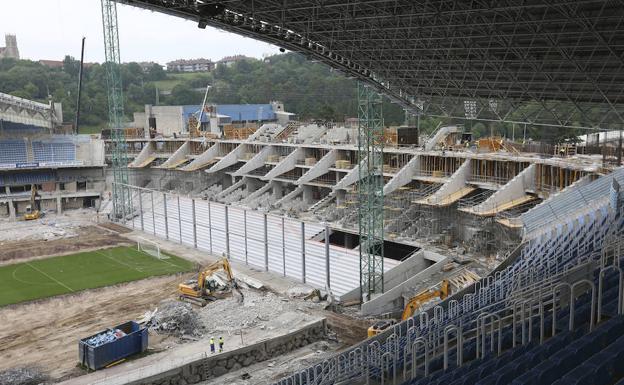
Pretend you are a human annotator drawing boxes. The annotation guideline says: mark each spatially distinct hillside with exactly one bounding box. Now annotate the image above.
[0,53,429,134]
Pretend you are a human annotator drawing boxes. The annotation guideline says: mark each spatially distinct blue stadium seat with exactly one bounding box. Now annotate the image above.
[32,141,76,163]
[0,139,27,164]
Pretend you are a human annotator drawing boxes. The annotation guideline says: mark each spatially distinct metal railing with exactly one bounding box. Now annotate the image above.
[272,200,623,385]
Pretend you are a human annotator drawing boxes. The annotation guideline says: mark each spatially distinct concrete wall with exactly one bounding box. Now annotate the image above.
[146,106,185,137]
[75,137,105,166]
[340,249,432,302]
[125,319,327,385]
[360,254,450,316]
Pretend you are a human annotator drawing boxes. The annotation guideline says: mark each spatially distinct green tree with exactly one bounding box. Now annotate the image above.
[146,64,166,81]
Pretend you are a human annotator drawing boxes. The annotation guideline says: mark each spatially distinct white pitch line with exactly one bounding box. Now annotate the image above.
[26,262,74,292]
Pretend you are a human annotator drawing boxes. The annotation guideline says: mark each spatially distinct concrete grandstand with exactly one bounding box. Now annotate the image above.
[0,92,105,219]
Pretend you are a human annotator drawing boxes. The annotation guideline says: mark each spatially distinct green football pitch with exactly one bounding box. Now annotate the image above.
[0,246,195,307]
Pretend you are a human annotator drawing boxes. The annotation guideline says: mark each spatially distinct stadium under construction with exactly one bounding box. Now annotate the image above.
[0,1,624,385]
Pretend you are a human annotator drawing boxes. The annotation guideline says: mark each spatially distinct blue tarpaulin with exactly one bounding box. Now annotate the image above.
[182,104,275,124]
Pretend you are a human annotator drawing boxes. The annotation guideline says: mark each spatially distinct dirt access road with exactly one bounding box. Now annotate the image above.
[0,274,185,380]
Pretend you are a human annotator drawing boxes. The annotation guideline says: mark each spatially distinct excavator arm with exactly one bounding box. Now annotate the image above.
[178,256,240,306]
[401,280,450,320]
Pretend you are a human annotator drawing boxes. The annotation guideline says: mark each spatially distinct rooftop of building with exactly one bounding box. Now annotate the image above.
[166,58,213,65]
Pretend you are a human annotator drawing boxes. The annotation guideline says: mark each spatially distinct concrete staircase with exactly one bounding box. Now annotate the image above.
[274,121,301,141]
[308,193,335,212]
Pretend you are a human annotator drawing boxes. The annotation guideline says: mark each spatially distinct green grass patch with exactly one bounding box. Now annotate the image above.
[152,72,208,91]
[0,246,195,307]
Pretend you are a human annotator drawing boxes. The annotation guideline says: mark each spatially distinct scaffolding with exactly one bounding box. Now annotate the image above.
[102,0,131,219]
[358,83,385,300]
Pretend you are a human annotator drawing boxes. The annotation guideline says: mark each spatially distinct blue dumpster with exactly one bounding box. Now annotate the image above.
[79,321,148,370]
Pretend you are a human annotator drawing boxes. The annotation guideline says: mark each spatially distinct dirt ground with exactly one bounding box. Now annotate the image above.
[0,225,129,265]
[0,216,373,384]
[0,274,188,381]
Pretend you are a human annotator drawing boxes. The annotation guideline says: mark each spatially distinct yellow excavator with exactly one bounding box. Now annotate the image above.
[24,184,41,221]
[178,256,242,307]
[368,280,450,337]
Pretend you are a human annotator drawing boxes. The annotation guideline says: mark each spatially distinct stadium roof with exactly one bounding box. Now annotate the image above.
[118,1,624,129]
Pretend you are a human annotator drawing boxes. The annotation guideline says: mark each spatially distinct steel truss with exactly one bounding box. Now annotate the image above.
[117,0,624,130]
[358,83,384,301]
[102,0,132,219]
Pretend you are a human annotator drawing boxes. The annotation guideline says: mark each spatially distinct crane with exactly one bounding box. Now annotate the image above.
[101,0,131,220]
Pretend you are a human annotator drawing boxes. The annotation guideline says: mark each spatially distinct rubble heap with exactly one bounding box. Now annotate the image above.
[0,367,49,385]
[149,300,204,337]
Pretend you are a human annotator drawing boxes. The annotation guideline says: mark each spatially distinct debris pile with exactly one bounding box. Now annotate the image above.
[0,367,49,385]
[84,328,126,347]
[149,301,204,337]
[200,291,323,333]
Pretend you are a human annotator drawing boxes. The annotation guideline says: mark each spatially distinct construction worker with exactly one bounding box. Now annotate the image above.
[210,337,215,354]
[218,336,224,352]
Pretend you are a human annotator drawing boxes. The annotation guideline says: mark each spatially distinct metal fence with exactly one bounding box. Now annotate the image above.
[114,183,400,298]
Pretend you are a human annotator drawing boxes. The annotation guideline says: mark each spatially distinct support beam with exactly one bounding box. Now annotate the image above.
[128,142,155,168]
[383,155,420,195]
[421,159,473,206]
[206,143,246,174]
[462,164,537,216]
[334,156,367,191]
[233,145,272,177]
[274,186,304,207]
[216,177,246,199]
[296,149,338,184]
[241,181,273,204]
[181,142,218,171]
[263,147,304,180]
[158,141,190,169]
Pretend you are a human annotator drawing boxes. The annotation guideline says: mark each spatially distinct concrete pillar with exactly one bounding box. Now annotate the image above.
[303,185,314,204]
[336,190,346,206]
[325,225,331,289]
[222,174,233,190]
[301,222,306,283]
[273,182,283,199]
[56,196,62,214]
[8,200,16,219]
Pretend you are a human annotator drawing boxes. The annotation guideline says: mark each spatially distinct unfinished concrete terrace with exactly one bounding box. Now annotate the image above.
[107,123,619,322]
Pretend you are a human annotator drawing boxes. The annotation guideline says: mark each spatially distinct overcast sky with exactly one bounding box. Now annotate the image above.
[1,0,281,64]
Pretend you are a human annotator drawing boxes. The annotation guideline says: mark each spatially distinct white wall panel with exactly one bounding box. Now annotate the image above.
[246,211,266,269]
[179,197,195,247]
[304,240,326,288]
[267,216,284,275]
[154,213,167,239]
[194,201,210,226]
[166,195,181,243]
[228,207,246,262]
[124,187,406,299]
[328,247,360,297]
[284,219,303,280]
[143,208,154,234]
[209,203,227,256]
[304,222,325,239]
[196,223,211,253]
[194,200,212,253]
